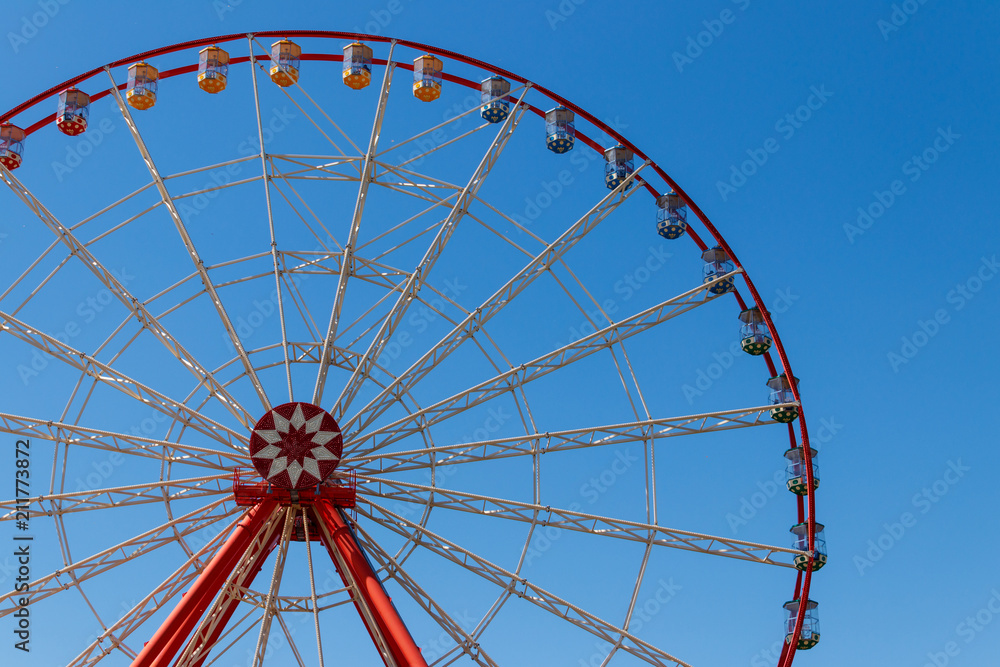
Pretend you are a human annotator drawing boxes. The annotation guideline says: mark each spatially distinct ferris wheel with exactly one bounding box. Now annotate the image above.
[0,31,823,667]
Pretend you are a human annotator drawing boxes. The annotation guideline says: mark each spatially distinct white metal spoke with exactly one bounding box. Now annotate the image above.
[359,476,802,567]
[106,69,271,414]
[351,520,499,667]
[313,42,397,406]
[0,312,249,455]
[0,412,246,470]
[251,507,295,667]
[361,501,691,667]
[346,273,735,458]
[249,37,294,402]
[331,86,532,418]
[1,473,229,520]
[345,405,787,473]
[342,163,648,436]
[0,164,256,429]
[0,498,234,615]
[301,507,325,667]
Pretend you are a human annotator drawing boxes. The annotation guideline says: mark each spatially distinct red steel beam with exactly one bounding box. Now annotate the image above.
[132,499,280,667]
[312,500,427,667]
[182,518,285,667]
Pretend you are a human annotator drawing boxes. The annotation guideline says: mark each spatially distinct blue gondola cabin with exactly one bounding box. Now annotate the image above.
[545,106,574,153]
[702,246,734,294]
[656,191,687,240]
[604,144,634,190]
[481,76,510,123]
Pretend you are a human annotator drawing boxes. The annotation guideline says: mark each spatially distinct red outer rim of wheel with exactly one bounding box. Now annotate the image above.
[2,31,818,666]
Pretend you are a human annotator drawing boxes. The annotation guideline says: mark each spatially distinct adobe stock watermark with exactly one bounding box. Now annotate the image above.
[577,577,681,667]
[716,85,833,201]
[843,126,959,243]
[50,101,118,183]
[878,0,933,41]
[887,255,996,372]
[672,0,752,73]
[545,0,587,30]
[918,588,1000,667]
[853,459,969,575]
[511,116,630,230]
[724,415,842,535]
[178,106,294,221]
[680,287,799,404]
[16,266,136,385]
[421,609,478,663]
[552,244,672,350]
[7,0,72,54]
[524,447,640,566]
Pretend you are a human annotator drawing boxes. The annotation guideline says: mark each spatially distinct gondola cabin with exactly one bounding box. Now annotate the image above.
[767,373,799,423]
[784,446,819,495]
[604,144,634,190]
[481,76,511,123]
[702,246,734,294]
[270,40,301,87]
[0,124,25,170]
[655,191,687,240]
[790,522,827,571]
[738,306,772,355]
[783,599,820,650]
[126,62,158,110]
[56,88,90,136]
[198,46,229,94]
[413,54,443,101]
[343,42,373,90]
[545,106,575,153]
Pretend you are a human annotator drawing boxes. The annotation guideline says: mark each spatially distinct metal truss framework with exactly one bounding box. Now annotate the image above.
[0,31,819,667]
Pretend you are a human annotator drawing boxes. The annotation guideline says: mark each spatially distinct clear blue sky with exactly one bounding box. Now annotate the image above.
[1,1,998,666]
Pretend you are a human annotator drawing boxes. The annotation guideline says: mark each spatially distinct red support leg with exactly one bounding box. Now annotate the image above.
[132,500,280,667]
[181,518,285,667]
[312,501,427,667]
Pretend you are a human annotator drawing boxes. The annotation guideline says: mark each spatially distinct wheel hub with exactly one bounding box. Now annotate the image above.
[249,402,343,489]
